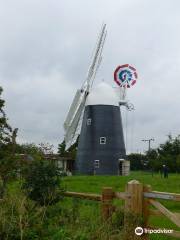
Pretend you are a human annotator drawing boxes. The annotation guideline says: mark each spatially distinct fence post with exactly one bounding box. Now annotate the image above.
[124,180,143,239]
[125,180,143,214]
[101,187,114,221]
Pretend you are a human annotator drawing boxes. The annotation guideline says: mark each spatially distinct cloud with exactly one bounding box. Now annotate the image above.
[0,0,180,152]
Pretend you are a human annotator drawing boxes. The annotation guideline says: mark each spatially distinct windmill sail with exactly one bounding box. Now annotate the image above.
[64,90,82,131]
[64,24,107,148]
[84,24,107,91]
[64,90,87,148]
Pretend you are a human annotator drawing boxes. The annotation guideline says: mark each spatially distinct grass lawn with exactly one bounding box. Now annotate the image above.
[62,171,180,240]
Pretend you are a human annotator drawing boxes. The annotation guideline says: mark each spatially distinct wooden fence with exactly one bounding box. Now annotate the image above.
[64,179,180,239]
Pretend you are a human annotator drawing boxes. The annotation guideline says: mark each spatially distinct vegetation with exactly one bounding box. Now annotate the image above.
[0,172,179,240]
[0,87,19,198]
[0,85,179,239]
[128,135,180,173]
[58,138,78,160]
[23,159,63,206]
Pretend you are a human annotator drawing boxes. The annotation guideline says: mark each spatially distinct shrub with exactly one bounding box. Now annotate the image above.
[23,160,64,206]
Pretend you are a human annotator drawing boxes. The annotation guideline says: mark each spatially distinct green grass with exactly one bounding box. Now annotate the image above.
[62,171,180,240]
[63,171,180,193]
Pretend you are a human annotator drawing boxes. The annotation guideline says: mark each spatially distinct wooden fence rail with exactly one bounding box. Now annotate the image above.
[144,191,180,201]
[63,179,180,239]
[64,191,101,201]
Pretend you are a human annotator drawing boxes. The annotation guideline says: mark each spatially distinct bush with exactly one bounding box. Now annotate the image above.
[0,189,43,240]
[23,160,64,206]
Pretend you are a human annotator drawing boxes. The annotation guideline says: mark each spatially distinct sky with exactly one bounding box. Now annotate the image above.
[0,0,180,153]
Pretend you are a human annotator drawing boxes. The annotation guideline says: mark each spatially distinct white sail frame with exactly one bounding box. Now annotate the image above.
[63,24,107,148]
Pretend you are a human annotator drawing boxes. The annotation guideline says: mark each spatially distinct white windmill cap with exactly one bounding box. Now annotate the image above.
[86,82,119,106]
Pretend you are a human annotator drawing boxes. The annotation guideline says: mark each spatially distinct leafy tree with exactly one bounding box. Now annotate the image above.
[146,149,159,170]
[157,135,180,172]
[16,142,54,160]
[16,143,42,156]
[58,137,79,159]
[0,87,12,144]
[158,135,180,156]
[23,159,63,205]
[129,135,180,173]
[58,140,67,157]
[0,87,19,198]
[127,153,146,170]
[38,142,54,155]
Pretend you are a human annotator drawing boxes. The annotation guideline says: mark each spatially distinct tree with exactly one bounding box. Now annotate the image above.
[23,159,63,205]
[127,153,146,170]
[38,142,54,155]
[158,135,180,156]
[136,135,180,173]
[0,87,19,198]
[58,140,66,157]
[157,135,180,172]
[15,143,43,159]
[0,87,12,145]
[58,137,79,159]
[146,149,159,170]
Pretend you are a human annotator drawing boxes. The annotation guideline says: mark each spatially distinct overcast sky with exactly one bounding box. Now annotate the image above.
[0,0,180,153]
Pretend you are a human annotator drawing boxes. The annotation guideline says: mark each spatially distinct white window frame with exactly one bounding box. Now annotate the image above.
[100,137,106,145]
[94,160,100,168]
[87,118,92,125]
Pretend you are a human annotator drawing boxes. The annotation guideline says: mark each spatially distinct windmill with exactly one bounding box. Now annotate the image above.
[64,24,137,175]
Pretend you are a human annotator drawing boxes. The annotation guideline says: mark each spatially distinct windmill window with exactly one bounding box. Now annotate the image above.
[100,137,106,144]
[87,118,92,125]
[94,160,100,168]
